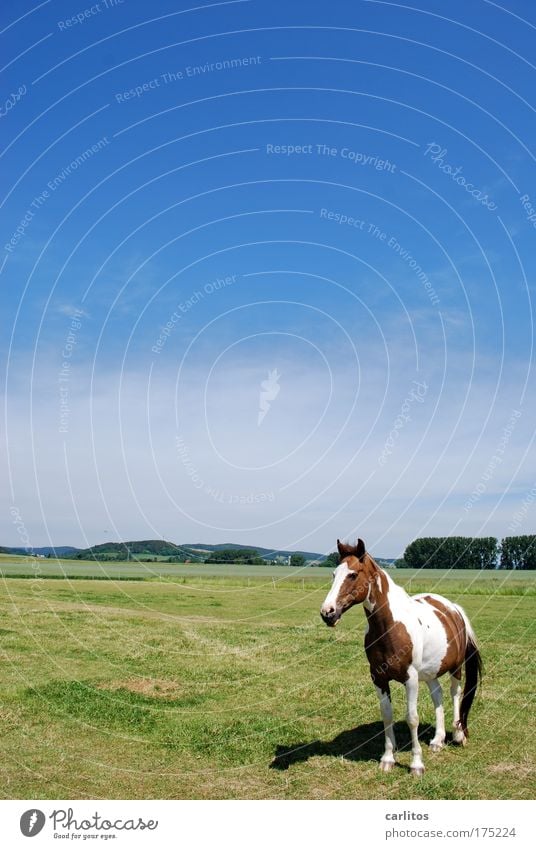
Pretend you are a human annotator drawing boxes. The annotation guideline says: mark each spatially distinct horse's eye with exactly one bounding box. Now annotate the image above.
[348,572,357,579]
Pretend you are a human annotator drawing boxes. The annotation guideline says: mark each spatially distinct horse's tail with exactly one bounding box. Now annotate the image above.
[456,607,483,737]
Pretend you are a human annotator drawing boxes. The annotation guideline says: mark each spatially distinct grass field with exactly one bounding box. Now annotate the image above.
[0,563,534,799]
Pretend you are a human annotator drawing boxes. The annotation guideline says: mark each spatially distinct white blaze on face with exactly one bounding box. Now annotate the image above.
[321,563,352,614]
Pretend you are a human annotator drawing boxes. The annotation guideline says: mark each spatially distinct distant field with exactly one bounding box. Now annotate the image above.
[0,566,534,799]
[0,553,328,581]
[0,553,534,594]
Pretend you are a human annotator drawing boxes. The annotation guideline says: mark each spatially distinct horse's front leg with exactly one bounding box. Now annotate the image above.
[427,679,446,752]
[375,683,397,772]
[405,667,425,776]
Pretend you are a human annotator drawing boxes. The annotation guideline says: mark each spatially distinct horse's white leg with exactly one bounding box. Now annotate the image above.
[405,667,425,776]
[427,679,446,752]
[375,685,397,772]
[450,674,466,745]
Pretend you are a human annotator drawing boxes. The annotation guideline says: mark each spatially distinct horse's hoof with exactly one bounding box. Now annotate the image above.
[410,766,425,777]
[379,760,395,772]
[452,732,467,747]
[429,742,444,753]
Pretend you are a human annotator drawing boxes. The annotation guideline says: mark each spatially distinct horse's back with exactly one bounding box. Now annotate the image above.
[412,591,459,610]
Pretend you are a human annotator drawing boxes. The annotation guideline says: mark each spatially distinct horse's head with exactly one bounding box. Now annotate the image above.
[320,538,376,626]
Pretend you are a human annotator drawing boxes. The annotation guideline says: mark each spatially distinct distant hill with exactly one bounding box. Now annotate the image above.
[0,545,78,557]
[1,539,401,566]
[0,539,397,564]
[184,542,326,562]
[61,540,326,563]
[375,558,397,568]
[63,540,195,561]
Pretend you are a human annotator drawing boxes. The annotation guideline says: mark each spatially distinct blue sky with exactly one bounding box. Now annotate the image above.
[1,0,535,556]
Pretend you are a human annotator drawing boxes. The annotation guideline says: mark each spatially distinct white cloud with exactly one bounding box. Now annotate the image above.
[55,303,91,319]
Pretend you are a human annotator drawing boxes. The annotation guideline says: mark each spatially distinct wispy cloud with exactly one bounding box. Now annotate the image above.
[55,303,91,319]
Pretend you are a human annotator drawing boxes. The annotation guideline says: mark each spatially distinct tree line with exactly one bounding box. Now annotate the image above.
[397,535,536,570]
[204,548,266,564]
[320,536,536,570]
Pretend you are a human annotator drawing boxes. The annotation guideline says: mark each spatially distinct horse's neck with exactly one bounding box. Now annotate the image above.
[365,564,410,628]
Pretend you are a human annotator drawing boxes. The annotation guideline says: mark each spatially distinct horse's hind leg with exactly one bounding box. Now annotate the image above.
[450,672,466,745]
[375,684,397,772]
[427,679,446,752]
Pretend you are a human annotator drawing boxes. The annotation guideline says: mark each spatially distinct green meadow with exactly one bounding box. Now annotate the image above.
[0,560,534,799]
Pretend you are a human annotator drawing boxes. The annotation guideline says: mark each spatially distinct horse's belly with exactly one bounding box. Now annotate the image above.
[415,618,449,680]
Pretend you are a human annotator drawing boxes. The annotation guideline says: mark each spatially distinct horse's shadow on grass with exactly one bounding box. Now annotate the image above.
[270,721,437,771]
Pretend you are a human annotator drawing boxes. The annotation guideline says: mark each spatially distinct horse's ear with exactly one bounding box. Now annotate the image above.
[355,538,366,560]
[337,538,353,557]
[337,537,366,559]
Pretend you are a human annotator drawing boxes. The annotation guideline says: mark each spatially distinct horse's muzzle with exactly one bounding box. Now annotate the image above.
[320,609,340,627]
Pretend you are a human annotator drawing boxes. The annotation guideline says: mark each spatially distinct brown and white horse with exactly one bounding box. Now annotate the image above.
[320,538,482,776]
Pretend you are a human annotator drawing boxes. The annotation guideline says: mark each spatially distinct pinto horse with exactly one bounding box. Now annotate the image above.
[320,538,482,776]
